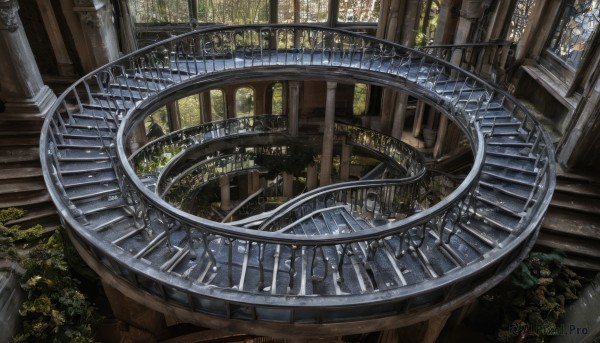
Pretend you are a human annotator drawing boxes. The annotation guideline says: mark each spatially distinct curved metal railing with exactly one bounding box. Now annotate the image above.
[39,24,555,330]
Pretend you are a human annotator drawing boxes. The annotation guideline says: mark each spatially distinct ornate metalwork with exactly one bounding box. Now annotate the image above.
[39,25,555,334]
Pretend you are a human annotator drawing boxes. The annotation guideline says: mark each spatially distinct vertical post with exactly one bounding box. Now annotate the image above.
[72,0,121,68]
[200,91,212,123]
[412,100,426,138]
[306,163,318,191]
[167,101,181,131]
[433,114,449,158]
[319,82,337,187]
[288,81,300,136]
[0,0,56,117]
[391,93,409,140]
[282,172,294,199]
[340,139,352,181]
[36,0,75,76]
[219,175,231,211]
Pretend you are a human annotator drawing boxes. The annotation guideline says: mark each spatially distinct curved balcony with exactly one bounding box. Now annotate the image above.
[39,25,555,337]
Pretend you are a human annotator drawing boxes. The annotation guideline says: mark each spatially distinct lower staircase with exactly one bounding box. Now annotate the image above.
[538,167,600,271]
[0,119,58,230]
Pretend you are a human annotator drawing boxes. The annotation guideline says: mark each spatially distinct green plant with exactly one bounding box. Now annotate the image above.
[14,229,100,343]
[0,208,44,260]
[479,250,584,343]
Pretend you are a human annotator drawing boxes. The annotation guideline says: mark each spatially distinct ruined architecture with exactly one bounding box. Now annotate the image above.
[1,0,599,342]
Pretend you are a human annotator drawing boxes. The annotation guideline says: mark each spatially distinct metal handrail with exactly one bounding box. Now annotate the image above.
[39,24,555,315]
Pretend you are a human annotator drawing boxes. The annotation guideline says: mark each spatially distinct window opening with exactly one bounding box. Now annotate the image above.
[178,94,201,128]
[548,0,600,69]
[236,87,255,117]
[508,0,536,43]
[353,83,367,116]
[338,0,380,23]
[210,89,225,121]
[270,82,284,115]
[145,106,169,140]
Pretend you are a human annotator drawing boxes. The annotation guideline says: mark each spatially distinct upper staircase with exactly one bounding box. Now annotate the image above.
[39,25,555,338]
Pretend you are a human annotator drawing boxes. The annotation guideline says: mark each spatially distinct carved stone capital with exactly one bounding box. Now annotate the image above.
[79,10,102,28]
[0,0,19,32]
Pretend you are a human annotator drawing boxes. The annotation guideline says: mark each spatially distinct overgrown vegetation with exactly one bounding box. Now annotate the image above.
[467,249,585,343]
[0,208,100,342]
[14,229,100,343]
[0,208,44,261]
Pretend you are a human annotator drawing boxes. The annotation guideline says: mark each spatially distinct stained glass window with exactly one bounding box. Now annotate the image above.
[508,0,536,43]
[548,0,600,68]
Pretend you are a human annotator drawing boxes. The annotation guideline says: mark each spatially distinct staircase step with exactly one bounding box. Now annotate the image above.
[554,183,600,198]
[541,209,599,240]
[536,231,600,260]
[4,207,58,228]
[0,192,52,209]
[550,191,600,215]
[0,180,47,195]
[0,167,42,181]
[0,147,39,163]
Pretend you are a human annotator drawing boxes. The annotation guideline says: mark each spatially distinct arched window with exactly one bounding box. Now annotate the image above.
[235,87,255,117]
[178,94,201,128]
[338,0,380,23]
[353,83,367,116]
[548,0,600,69]
[270,82,283,115]
[508,0,536,44]
[145,106,169,141]
[210,89,225,121]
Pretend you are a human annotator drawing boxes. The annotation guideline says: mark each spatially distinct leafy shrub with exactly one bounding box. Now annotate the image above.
[13,230,100,343]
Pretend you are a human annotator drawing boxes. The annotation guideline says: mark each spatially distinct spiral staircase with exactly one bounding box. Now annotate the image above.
[40,25,555,338]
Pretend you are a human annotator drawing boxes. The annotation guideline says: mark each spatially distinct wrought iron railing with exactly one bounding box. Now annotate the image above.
[39,25,555,325]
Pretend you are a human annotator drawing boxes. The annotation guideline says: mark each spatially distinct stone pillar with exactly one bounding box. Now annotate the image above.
[282,172,294,199]
[433,114,449,158]
[249,170,260,193]
[412,100,426,138]
[72,0,120,68]
[450,0,486,68]
[340,141,352,181]
[306,163,318,191]
[319,82,336,187]
[167,101,180,131]
[200,91,212,123]
[219,175,231,211]
[36,0,75,76]
[0,0,56,118]
[391,93,409,140]
[288,81,300,136]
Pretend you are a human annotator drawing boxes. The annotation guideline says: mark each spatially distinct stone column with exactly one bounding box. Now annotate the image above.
[200,91,212,123]
[450,0,486,68]
[319,82,337,187]
[72,0,120,68]
[288,81,300,136]
[340,141,352,181]
[219,175,231,211]
[391,93,409,140]
[282,172,294,199]
[0,0,56,118]
[36,0,75,76]
[249,170,260,194]
[167,101,180,131]
[306,163,318,191]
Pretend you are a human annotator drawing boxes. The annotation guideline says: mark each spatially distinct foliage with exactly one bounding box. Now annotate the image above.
[178,94,201,128]
[353,83,367,116]
[13,230,100,343]
[257,140,316,177]
[474,250,584,343]
[135,144,184,174]
[0,208,44,261]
